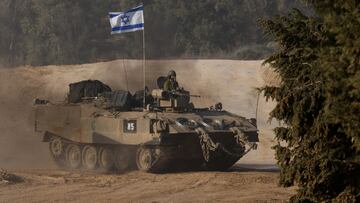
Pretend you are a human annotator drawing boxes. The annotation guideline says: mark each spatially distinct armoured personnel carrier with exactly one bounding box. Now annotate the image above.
[33,79,258,172]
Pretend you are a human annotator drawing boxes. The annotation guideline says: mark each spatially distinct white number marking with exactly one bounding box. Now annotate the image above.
[127,123,135,131]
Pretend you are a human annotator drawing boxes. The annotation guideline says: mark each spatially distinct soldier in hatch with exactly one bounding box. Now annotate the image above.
[163,70,179,92]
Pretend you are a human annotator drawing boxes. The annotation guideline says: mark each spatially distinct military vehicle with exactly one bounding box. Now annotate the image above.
[33,79,258,172]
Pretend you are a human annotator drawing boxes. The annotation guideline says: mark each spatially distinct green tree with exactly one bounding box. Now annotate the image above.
[261,1,360,202]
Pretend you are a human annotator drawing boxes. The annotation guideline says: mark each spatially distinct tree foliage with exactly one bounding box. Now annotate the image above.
[261,1,360,202]
[0,0,307,67]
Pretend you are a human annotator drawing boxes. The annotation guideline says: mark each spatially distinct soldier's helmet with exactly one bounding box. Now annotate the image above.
[167,70,176,78]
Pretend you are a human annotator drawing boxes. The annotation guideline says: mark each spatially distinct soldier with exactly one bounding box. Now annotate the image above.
[163,70,179,92]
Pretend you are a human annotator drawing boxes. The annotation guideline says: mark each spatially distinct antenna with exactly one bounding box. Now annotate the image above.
[122,56,129,91]
[142,4,146,110]
[255,90,260,127]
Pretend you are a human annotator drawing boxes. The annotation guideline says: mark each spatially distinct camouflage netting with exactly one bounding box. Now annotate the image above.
[69,80,112,103]
[68,80,153,109]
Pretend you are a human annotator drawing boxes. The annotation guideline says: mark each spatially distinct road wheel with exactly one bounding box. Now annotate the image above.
[82,145,98,170]
[136,147,155,172]
[50,137,63,157]
[65,144,82,169]
[98,146,114,172]
[114,147,130,171]
[49,137,66,168]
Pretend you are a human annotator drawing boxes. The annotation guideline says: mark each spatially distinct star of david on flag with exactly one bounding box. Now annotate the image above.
[109,5,144,34]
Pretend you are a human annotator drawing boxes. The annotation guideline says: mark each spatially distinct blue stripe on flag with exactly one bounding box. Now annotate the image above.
[109,13,121,18]
[109,6,143,19]
[111,23,144,32]
[125,5,143,13]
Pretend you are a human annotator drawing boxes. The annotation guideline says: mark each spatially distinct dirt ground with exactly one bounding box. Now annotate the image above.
[0,165,295,203]
[0,59,295,202]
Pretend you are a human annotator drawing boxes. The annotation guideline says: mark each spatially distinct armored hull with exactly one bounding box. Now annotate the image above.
[34,80,258,172]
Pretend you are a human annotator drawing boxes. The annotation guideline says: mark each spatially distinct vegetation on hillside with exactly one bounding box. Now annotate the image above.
[0,0,307,67]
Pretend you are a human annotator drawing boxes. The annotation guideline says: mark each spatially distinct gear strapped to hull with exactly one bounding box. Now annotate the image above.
[196,127,257,169]
[196,128,220,162]
[231,127,258,155]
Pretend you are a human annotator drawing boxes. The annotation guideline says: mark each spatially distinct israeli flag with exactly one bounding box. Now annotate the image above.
[109,5,144,34]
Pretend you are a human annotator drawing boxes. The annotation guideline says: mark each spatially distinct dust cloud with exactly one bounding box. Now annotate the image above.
[0,59,277,169]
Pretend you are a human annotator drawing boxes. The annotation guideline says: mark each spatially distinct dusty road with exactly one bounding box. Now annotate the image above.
[0,165,295,203]
[0,59,293,202]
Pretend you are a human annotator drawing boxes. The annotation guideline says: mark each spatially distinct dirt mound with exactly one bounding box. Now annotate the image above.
[0,59,277,169]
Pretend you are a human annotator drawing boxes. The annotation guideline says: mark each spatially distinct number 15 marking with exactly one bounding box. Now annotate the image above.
[124,120,137,133]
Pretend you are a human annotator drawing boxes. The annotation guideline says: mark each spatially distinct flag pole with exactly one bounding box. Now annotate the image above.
[142,5,146,110]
